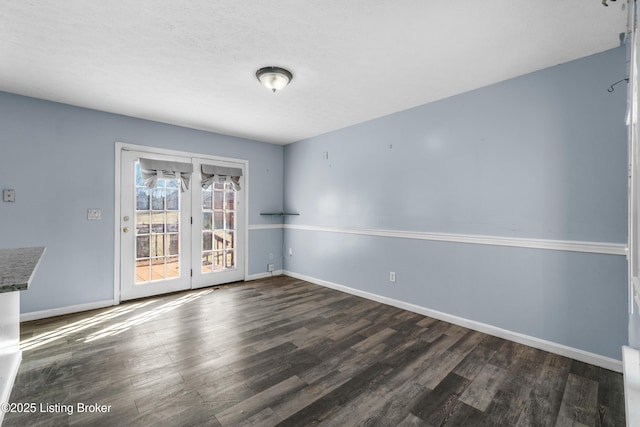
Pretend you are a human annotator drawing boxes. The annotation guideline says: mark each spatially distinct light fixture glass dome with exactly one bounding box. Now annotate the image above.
[256,66,293,92]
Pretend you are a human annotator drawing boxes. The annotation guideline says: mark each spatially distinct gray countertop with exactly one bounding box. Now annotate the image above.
[0,247,46,293]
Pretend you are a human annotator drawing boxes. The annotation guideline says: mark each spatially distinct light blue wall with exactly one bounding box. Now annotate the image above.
[283,47,629,360]
[249,228,284,274]
[0,92,284,313]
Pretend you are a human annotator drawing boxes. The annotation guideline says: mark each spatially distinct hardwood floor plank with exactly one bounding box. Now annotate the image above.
[298,346,361,384]
[448,330,485,355]
[499,345,548,402]
[196,378,255,413]
[397,412,428,426]
[458,363,508,411]
[517,397,551,427]
[326,318,372,341]
[134,386,204,419]
[482,389,526,426]
[245,349,320,393]
[313,339,445,426]
[352,381,429,427]
[515,356,572,427]
[417,350,466,391]
[275,363,397,427]
[452,344,497,380]
[215,375,307,426]
[270,369,354,422]
[350,327,397,353]
[438,400,486,427]
[409,372,471,426]
[568,360,626,427]
[555,373,599,427]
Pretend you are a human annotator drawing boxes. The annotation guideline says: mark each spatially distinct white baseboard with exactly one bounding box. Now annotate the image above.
[246,270,284,281]
[284,270,622,373]
[19,271,288,321]
[0,349,22,425]
[20,299,114,322]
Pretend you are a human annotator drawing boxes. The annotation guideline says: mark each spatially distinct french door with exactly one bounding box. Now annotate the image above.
[119,149,245,301]
[191,158,245,288]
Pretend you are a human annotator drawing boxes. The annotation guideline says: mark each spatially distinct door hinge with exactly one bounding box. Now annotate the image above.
[191,216,193,225]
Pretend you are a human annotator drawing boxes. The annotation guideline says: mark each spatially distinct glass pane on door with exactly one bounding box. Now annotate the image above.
[134,161,181,283]
[202,181,237,273]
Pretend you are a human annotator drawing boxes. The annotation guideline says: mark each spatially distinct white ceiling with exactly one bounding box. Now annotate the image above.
[0,1,630,145]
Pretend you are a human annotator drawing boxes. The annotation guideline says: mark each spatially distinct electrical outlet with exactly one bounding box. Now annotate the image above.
[389,272,396,283]
[268,263,275,272]
[3,189,15,202]
[288,248,293,256]
[269,252,274,260]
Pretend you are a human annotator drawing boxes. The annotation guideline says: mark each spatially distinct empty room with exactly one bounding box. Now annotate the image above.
[1,1,639,426]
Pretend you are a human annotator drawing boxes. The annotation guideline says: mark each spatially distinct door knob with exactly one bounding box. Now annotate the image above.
[123,227,130,233]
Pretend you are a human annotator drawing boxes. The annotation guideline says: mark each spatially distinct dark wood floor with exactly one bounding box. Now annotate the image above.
[4,276,625,426]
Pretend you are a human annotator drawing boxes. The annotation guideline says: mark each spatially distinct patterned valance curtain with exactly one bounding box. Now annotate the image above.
[139,158,193,192]
[201,165,243,191]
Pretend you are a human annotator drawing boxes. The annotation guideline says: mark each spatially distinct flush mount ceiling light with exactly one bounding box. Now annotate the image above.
[256,66,293,93]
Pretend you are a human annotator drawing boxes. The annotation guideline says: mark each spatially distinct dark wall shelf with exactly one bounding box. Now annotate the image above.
[259,212,300,216]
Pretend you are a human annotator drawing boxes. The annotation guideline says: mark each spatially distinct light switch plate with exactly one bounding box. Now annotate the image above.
[87,208,101,220]
[3,189,15,202]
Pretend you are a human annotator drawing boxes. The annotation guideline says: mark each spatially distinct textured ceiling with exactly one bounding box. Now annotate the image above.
[0,1,630,144]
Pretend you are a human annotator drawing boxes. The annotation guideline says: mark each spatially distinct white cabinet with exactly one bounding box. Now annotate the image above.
[0,247,45,425]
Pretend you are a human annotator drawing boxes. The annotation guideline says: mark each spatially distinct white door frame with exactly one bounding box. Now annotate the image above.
[113,142,249,305]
